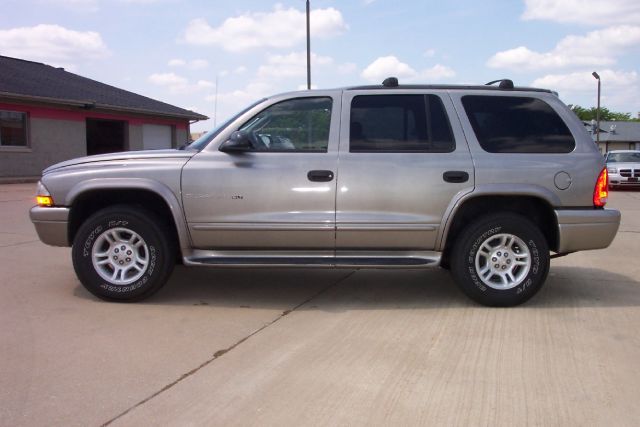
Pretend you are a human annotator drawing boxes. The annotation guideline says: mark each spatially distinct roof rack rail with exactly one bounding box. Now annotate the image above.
[382,77,399,87]
[485,79,514,89]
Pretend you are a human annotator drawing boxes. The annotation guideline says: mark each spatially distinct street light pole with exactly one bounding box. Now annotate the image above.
[306,0,311,90]
[592,71,602,152]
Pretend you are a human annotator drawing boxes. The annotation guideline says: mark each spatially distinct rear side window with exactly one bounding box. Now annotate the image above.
[461,95,575,153]
[350,94,454,152]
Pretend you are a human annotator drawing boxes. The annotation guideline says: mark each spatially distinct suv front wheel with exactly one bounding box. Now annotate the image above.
[451,213,550,306]
[72,205,175,302]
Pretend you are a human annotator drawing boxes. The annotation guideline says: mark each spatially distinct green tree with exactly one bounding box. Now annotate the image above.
[568,105,638,121]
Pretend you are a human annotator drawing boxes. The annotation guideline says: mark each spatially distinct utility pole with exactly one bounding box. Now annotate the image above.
[306,0,311,90]
[592,72,602,152]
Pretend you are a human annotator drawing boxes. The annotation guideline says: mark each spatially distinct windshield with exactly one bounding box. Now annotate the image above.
[186,99,267,151]
[606,152,640,163]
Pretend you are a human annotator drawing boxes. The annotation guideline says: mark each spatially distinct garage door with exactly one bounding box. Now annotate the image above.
[142,124,172,150]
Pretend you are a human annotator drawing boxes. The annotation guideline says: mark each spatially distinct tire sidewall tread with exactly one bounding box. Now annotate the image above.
[451,213,550,307]
[72,205,175,302]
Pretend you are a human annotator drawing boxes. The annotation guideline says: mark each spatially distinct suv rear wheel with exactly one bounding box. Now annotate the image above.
[72,205,175,302]
[451,213,549,306]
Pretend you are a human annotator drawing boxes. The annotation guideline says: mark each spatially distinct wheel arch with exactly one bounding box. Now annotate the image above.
[439,191,559,267]
[66,179,190,257]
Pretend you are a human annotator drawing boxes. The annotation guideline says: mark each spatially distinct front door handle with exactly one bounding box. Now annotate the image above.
[443,171,469,183]
[307,170,334,182]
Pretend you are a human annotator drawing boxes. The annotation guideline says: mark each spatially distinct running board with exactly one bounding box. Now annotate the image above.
[183,250,441,268]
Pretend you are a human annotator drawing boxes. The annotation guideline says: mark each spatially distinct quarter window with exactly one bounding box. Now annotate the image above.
[350,95,454,153]
[0,110,27,147]
[461,96,575,153]
[239,97,332,152]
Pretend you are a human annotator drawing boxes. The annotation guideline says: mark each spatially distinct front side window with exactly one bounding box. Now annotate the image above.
[350,94,454,153]
[0,110,27,147]
[461,95,575,153]
[239,97,332,152]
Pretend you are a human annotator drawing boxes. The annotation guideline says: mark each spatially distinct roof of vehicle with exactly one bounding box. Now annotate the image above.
[344,84,553,93]
[0,55,208,121]
[607,150,640,153]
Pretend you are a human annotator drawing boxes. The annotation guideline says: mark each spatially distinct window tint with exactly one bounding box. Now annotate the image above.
[461,96,575,153]
[0,110,27,147]
[350,95,454,152]
[239,97,332,152]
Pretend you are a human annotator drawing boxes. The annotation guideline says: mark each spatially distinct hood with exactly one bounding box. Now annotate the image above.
[43,149,195,174]
[607,162,640,169]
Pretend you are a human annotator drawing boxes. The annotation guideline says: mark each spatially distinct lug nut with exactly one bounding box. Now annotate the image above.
[121,245,126,250]
[501,266,506,269]
[492,257,497,262]
[494,264,500,268]
[126,250,132,255]
[507,259,511,264]
[504,253,508,257]
[113,256,118,260]
[497,251,502,256]
[126,258,131,262]
[119,260,124,265]
[114,248,119,253]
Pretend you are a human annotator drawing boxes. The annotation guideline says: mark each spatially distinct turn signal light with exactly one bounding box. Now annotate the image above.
[36,195,54,207]
[593,167,608,208]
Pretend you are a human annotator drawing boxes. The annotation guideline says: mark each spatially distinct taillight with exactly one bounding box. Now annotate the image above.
[593,167,608,207]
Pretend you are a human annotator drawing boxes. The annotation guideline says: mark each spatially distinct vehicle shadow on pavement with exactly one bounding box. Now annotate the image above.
[73,265,640,309]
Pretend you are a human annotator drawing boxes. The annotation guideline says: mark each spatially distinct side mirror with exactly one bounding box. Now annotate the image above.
[219,131,252,153]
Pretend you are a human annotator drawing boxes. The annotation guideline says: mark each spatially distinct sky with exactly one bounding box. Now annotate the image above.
[1,0,639,132]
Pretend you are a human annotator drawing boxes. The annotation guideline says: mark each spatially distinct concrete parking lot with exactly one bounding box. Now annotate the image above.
[1,183,639,426]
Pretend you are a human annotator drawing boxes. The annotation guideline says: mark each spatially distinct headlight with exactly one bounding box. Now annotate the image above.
[607,167,617,174]
[35,181,54,207]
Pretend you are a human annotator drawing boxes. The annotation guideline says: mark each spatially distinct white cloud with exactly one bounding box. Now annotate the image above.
[148,72,188,87]
[148,72,216,94]
[234,65,247,74]
[167,58,209,69]
[361,56,456,83]
[532,69,640,112]
[361,56,417,82]
[424,48,436,57]
[182,5,347,52]
[258,51,333,79]
[488,25,640,70]
[532,69,638,92]
[522,0,640,26]
[0,24,109,68]
[422,64,456,80]
[168,58,186,67]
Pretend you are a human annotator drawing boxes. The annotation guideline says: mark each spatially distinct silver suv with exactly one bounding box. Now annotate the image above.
[30,79,620,306]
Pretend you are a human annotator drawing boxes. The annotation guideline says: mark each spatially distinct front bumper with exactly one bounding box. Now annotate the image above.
[30,206,71,247]
[555,208,621,253]
[609,173,640,187]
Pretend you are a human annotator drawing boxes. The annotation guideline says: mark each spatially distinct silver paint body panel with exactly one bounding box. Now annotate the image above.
[30,87,620,264]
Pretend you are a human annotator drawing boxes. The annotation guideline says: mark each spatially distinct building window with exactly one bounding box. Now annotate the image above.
[0,110,28,147]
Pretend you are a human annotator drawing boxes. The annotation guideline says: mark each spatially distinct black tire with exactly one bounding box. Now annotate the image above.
[72,205,175,302]
[450,213,549,307]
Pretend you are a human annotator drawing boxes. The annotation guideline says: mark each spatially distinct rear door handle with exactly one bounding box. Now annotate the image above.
[443,171,469,183]
[307,170,334,182]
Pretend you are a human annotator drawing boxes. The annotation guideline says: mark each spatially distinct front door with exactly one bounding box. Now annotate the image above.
[336,91,475,250]
[182,95,340,250]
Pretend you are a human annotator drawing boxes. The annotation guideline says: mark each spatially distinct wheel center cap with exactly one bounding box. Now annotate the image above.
[490,248,511,270]
[111,244,134,265]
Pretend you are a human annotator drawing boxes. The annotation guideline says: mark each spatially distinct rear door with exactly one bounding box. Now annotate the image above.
[336,90,474,250]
